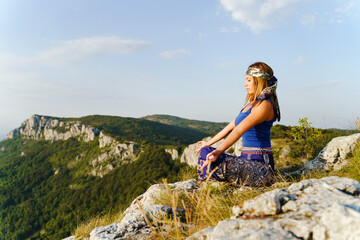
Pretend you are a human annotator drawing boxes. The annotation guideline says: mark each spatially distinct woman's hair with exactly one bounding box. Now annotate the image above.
[245,62,274,105]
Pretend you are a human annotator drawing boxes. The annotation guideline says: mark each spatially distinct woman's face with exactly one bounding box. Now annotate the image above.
[244,75,255,95]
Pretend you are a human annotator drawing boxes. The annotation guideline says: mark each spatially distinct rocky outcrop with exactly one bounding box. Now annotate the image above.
[123,179,196,215]
[91,131,137,177]
[89,179,197,240]
[5,115,139,178]
[165,148,179,160]
[189,176,360,240]
[90,204,185,240]
[5,114,100,142]
[180,137,243,167]
[300,133,360,174]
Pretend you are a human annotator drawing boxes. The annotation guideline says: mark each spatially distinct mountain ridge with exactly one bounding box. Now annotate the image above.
[6,114,220,146]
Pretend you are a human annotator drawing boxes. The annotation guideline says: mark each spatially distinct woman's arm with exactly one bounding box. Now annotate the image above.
[195,119,236,154]
[202,101,273,169]
[207,119,236,146]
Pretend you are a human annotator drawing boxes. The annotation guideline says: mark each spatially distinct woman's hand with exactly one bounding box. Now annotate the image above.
[194,140,208,155]
[201,149,222,170]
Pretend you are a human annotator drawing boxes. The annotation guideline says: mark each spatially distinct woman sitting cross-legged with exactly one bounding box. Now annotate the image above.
[195,61,281,187]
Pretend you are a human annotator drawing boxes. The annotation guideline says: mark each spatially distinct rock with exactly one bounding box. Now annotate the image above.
[90,141,137,177]
[83,126,100,142]
[180,137,243,167]
[165,148,179,160]
[62,236,76,240]
[0,146,5,152]
[99,131,115,148]
[302,133,360,174]
[279,145,291,159]
[189,176,360,240]
[5,114,100,142]
[89,204,185,240]
[90,223,121,240]
[88,179,196,240]
[124,179,197,215]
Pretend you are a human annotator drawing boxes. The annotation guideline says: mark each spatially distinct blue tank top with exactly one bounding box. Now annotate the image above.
[234,100,274,148]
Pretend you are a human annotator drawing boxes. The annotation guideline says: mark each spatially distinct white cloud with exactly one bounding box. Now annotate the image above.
[293,55,305,64]
[220,0,300,33]
[301,1,357,27]
[0,36,151,69]
[335,2,354,15]
[301,14,317,27]
[159,49,191,59]
[35,36,150,67]
[220,0,358,32]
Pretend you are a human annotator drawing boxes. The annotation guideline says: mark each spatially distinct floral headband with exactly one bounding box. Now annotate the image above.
[246,67,271,80]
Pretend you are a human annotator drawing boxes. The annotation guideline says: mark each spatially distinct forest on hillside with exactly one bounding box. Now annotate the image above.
[0,137,189,239]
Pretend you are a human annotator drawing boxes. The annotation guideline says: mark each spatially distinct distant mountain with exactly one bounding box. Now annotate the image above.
[142,114,227,136]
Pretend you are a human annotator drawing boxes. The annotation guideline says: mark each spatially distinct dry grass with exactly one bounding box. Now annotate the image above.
[73,211,124,239]
[151,173,290,239]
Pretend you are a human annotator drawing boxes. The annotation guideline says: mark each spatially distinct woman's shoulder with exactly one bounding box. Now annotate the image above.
[251,100,275,121]
[254,99,273,111]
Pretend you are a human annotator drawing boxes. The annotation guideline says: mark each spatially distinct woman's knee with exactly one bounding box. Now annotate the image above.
[199,146,215,159]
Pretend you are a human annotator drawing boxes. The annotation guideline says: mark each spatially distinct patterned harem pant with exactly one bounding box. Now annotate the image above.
[197,146,274,187]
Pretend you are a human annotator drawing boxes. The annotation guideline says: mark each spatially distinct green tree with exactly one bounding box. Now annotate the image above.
[290,117,323,158]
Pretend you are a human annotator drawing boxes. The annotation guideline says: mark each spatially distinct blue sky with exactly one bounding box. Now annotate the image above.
[1,0,359,139]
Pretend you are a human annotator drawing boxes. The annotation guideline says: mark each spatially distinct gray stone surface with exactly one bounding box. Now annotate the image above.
[302,133,360,174]
[89,204,185,240]
[165,148,179,160]
[90,141,136,177]
[189,176,360,240]
[88,179,197,240]
[62,236,76,240]
[123,179,197,215]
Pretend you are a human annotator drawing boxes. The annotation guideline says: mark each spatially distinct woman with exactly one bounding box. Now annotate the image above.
[195,62,280,186]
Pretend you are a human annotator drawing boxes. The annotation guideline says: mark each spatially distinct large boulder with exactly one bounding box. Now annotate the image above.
[89,179,197,240]
[165,148,179,160]
[90,205,184,240]
[189,176,360,240]
[302,133,360,174]
[123,179,196,215]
